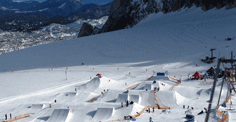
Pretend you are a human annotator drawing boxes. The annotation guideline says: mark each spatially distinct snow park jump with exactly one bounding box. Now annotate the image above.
[47,109,71,122]
[92,108,114,122]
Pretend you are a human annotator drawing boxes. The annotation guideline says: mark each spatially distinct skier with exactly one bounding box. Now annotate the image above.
[187,105,189,109]
[121,102,123,107]
[183,105,185,109]
[126,100,129,107]
[148,108,150,113]
[191,107,194,110]
[153,107,155,112]
[5,114,7,120]
[54,99,57,103]
[10,113,12,119]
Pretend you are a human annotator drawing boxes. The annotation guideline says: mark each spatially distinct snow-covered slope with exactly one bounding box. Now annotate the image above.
[0,6,236,122]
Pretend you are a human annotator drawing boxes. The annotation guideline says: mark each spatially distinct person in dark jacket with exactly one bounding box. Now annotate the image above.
[126,100,129,107]
[5,114,7,120]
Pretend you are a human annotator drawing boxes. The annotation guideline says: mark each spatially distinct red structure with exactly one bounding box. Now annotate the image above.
[192,71,202,80]
[96,73,102,78]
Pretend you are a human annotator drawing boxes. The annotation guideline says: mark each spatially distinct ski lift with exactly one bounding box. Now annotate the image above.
[200,48,216,64]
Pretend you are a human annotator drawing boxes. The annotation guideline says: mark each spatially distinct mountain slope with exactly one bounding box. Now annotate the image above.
[0,7,236,72]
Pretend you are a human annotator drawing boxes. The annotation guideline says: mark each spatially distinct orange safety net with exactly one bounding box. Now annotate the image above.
[171,83,181,91]
[216,109,227,122]
[200,82,213,85]
[5,113,34,122]
[168,76,178,82]
[88,94,101,102]
[126,83,139,90]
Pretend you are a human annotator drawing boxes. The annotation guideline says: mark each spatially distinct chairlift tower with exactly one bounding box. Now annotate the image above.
[205,51,236,122]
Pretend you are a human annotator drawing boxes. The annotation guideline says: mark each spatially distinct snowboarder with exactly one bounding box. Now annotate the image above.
[198,110,204,115]
[204,107,207,113]
[5,114,7,120]
[126,100,129,107]
[149,117,152,122]
[153,107,155,112]
[10,113,12,119]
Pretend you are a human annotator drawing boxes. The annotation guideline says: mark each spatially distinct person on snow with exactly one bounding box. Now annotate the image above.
[5,114,7,120]
[187,105,189,109]
[121,102,123,107]
[148,108,150,113]
[10,113,12,119]
[54,99,56,103]
[75,88,77,91]
[191,107,194,110]
[149,117,152,122]
[126,100,129,107]
[204,107,207,113]
[198,110,204,115]
[153,107,155,112]
[183,105,185,109]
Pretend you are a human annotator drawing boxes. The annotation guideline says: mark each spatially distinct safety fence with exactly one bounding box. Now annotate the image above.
[216,82,233,122]
[200,82,213,85]
[126,83,139,90]
[154,92,170,109]
[168,76,179,82]
[171,83,181,91]
[145,76,153,81]
[216,109,228,122]
[88,94,101,102]
[5,113,34,122]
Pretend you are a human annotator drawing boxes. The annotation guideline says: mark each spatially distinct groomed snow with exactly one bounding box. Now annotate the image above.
[0,6,236,122]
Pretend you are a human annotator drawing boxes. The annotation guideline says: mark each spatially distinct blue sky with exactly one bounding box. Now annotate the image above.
[13,0,113,5]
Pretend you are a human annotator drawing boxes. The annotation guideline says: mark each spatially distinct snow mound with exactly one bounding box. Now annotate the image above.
[47,109,71,122]
[76,77,101,92]
[92,107,114,122]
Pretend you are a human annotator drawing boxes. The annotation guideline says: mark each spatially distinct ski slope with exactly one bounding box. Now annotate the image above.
[1,6,236,122]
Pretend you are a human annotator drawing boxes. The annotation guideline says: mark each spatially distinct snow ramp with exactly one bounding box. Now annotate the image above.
[76,77,100,92]
[92,108,114,122]
[28,104,44,113]
[144,84,152,90]
[156,91,188,108]
[116,94,128,102]
[96,89,123,102]
[47,109,70,122]
[129,95,140,104]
